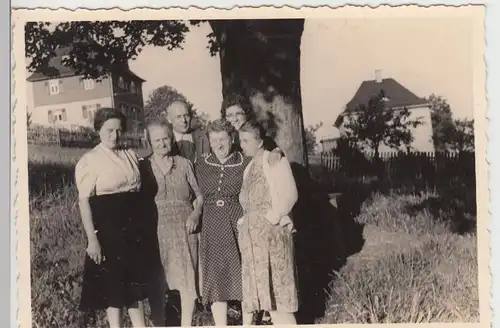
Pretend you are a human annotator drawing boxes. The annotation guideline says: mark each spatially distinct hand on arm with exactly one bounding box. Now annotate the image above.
[267,147,283,166]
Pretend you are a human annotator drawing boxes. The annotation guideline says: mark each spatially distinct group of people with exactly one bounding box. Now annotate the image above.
[74,94,300,327]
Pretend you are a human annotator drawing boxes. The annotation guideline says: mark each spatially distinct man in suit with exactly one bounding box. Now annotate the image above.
[166,100,211,164]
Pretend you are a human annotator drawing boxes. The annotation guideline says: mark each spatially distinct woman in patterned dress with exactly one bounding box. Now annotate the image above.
[140,121,204,327]
[195,119,283,326]
[237,119,299,325]
[75,107,148,327]
[222,94,282,324]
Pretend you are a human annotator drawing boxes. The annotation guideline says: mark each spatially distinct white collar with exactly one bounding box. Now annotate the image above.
[173,130,193,142]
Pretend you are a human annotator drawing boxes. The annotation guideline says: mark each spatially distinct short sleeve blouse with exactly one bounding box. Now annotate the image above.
[75,144,142,199]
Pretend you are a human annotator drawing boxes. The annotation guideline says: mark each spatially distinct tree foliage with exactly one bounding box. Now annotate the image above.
[428,94,455,152]
[426,94,475,153]
[447,118,475,153]
[304,122,323,155]
[343,90,422,158]
[25,21,195,80]
[144,85,210,130]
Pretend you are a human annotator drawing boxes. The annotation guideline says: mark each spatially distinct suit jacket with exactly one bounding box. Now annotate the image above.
[172,127,211,164]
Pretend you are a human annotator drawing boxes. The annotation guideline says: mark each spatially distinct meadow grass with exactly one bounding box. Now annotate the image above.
[28,146,479,327]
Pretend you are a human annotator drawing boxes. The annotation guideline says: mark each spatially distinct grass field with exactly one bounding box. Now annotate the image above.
[28,145,479,327]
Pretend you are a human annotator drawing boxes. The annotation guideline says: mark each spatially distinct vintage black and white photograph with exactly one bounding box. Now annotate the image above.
[13,5,488,328]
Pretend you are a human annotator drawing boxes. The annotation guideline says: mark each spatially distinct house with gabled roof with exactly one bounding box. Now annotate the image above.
[27,46,146,133]
[332,70,435,153]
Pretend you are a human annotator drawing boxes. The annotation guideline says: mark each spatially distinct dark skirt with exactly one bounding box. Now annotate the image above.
[79,191,151,311]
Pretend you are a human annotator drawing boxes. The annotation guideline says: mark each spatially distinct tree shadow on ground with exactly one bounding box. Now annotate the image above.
[290,163,367,324]
[404,186,477,235]
[28,162,75,200]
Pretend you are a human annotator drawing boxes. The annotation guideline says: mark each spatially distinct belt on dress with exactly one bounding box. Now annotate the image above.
[205,196,239,207]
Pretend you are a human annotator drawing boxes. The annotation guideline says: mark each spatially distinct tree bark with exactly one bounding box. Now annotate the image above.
[209,19,308,168]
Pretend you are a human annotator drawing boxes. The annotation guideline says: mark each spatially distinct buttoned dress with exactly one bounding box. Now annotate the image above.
[145,154,201,301]
[75,144,148,311]
[195,151,251,304]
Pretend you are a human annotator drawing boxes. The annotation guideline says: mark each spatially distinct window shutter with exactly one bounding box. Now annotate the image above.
[61,109,67,121]
[48,110,54,123]
[82,105,88,118]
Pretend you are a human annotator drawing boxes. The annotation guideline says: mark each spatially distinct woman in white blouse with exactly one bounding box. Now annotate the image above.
[75,107,148,327]
[237,119,299,325]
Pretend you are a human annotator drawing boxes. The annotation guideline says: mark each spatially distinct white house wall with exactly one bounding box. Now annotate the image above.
[30,96,113,129]
[341,105,435,153]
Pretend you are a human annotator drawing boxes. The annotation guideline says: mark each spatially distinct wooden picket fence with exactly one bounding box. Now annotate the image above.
[27,126,148,149]
[318,150,476,192]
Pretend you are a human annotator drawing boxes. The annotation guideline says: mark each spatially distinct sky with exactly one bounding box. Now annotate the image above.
[128,17,474,138]
[26,17,475,139]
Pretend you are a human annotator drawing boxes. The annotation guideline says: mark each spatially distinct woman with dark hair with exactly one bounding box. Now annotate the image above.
[221,94,281,154]
[75,107,148,327]
[237,119,299,325]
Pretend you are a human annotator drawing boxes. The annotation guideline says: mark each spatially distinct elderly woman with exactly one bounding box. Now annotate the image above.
[75,107,147,328]
[140,120,204,327]
[237,119,299,325]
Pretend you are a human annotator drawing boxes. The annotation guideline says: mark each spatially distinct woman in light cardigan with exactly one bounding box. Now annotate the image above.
[237,119,299,325]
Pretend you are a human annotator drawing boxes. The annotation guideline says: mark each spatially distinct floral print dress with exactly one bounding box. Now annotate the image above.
[238,152,299,313]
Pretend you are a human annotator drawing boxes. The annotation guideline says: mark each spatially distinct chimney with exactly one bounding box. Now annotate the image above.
[375,69,383,83]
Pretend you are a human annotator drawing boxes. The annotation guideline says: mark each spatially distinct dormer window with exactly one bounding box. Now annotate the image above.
[83,78,95,91]
[48,79,61,95]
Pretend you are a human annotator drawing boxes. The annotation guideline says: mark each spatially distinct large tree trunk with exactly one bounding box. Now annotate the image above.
[209,19,308,168]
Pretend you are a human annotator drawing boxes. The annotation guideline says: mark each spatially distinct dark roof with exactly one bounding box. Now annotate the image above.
[27,45,146,83]
[345,78,429,112]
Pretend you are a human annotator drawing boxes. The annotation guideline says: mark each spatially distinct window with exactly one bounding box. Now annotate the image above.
[131,107,138,120]
[119,103,128,115]
[118,76,125,89]
[130,81,136,94]
[48,79,60,95]
[83,104,102,121]
[83,79,95,91]
[48,108,67,123]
